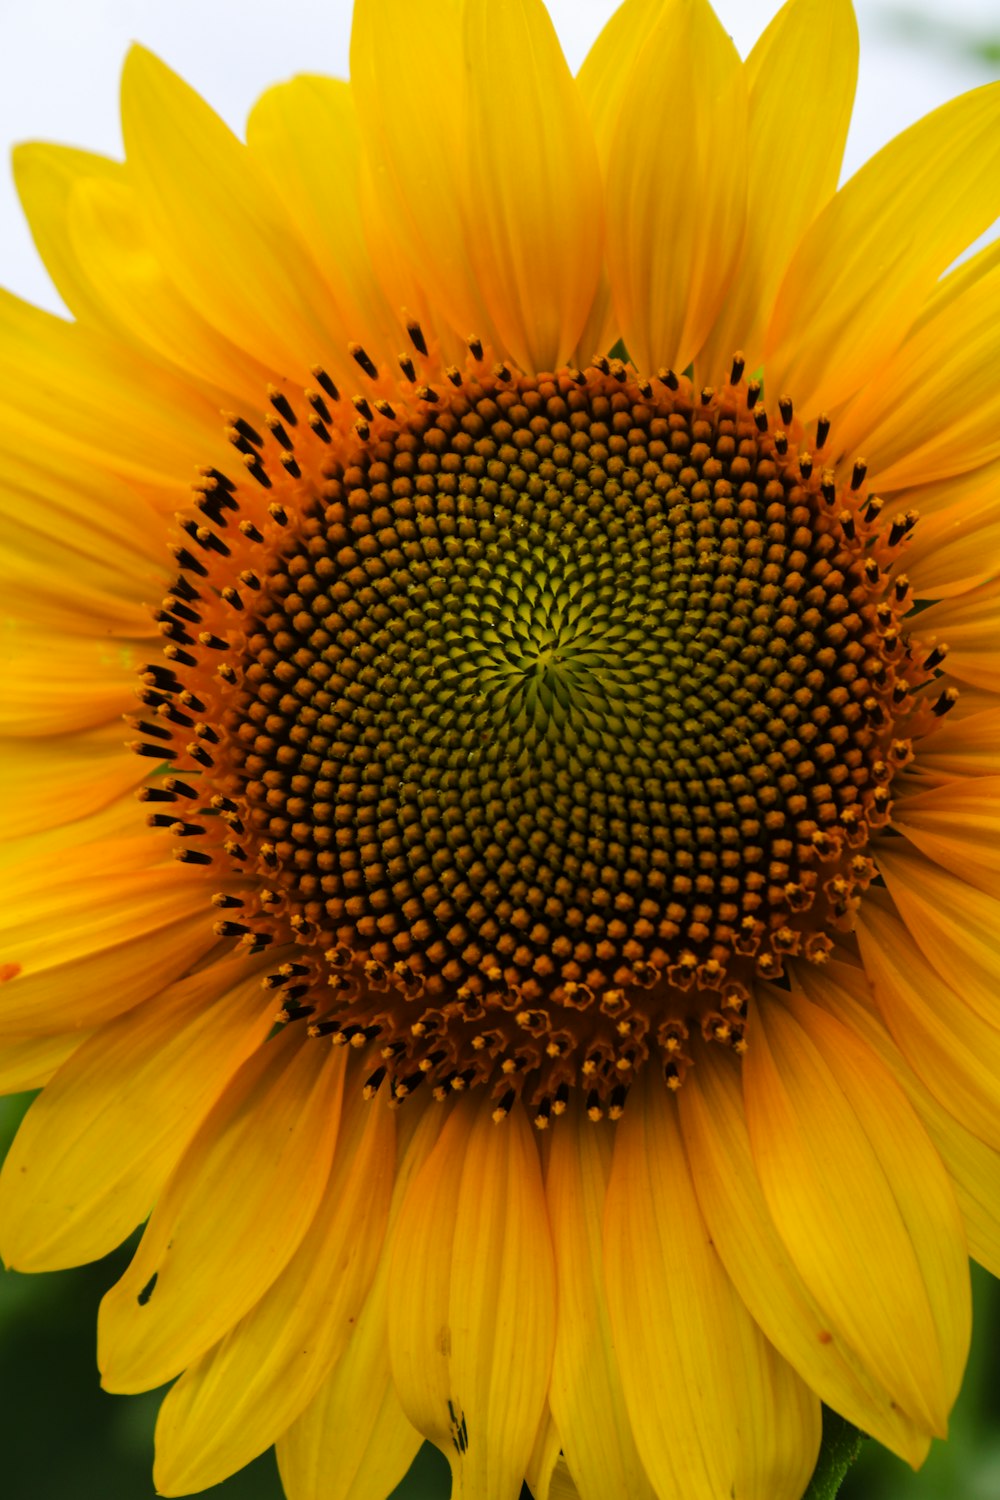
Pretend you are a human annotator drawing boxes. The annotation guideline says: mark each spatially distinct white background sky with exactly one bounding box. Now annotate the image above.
[1,0,998,314]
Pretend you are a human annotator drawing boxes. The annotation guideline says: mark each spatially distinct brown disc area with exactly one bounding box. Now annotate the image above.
[136,356,943,1121]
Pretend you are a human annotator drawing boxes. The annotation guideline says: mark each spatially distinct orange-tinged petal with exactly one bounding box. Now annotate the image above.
[155,1066,395,1493]
[0,961,272,1272]
[604,0,747,378]
[792,955,1000,1279]
[604,1070,820,1500]
[247,76,400,362]
[120,47,350,385]
[387,1092,555,1500]
[275,1102,443,1500]
[98,1031,345,1393]
[546,1110,655,1500]
[898,461,1000,599]
[461,0,603,372]
[525,1407,563,1500]
[911,581,1000,692]
[765,81,1000,417]
[876,841,1000,1028]
[745,985,968,1434]
[892,775,1000,891]
[699,0,858,384]
[908,706,1000,782]
[856,897,1000,1155]
[832,252,1000,490]
[0,726,143,838]
[0,626,148,735]
[679,1042,931,1464]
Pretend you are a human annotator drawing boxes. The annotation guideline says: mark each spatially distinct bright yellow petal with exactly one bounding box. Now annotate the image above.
[678,1041,931,1464]
[66,174,274,402]
[155,1067,394,1493]
[792,956,1000,1280]
[525,1406,563,1500]
[0,625,147,735]
[387,1092,555,1500]
[98,1032,345,1394]
[275,1103,443,1500]
[765,80,1000,417]
[832,249,1000,490]
[0,1031,91,1096]
[604,1070,820,1500]
[247,76,400,361]
[892,774,1000,891]
[899,461,1000,599]
[856,896,1000,1155]
[910,580,1000,692]
[461,0,603,371]
[698,0,858,383]
[745,985,969,1435]
[876,841,1000,1027]
[120,47,350,385]
[546,1110,656,1500]
[12,142,126,327]
[572,0,665,366]
[604,0,747,377]
[0,960,272,1272]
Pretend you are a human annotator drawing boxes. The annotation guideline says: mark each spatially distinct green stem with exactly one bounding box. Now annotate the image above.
[804,1410,866,1500]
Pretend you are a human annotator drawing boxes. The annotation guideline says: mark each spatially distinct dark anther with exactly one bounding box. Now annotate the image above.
[700,385,714,405]
[799,452,813,479]
[778,395,794,424]
[445,366,463,386]
[234,416,263,447]
[774,430,788,455]
[268,503,288,526]
[268,385,297,425]
[239,520,265,543]
[349,342,379,379]
[923,643,948,671]
[264,414,293,449]
[729,352,745,384]
[657,367,680,391]
[307,414,331,443]
[212,893,245,909]
[592,354,611,375]
[352,395,373,421]
[310,366,340,401]
[168,543,208,577]
[863,496,884,522]
[839,510,856,542]
[197,633,230,652]
[745,379,762,409]
[932,687,959,716]
[851,459,868,491]
[398,354,417,383]
[354,418,370,440]
[754,408,768,432]
[174,847,213,864]
[864,558,880,586]
[214,920,251,938]
[279,453,302,478]
[416,384,439,403]
[467,335,484,361]
[815,414,831,449]
[244,459,273,488]
[163,777,198,798]
[406,319,428,356]
[137,786,176,803]
[131,741,178,760]
[307,389,333,424]
[820,478,836,505]
[375,398,395,419]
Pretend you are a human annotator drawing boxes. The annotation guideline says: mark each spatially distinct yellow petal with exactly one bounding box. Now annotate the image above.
[12,142,126,328]
[699,0,858,384]
[349,0,494,358]
[461,0,603,371]
[155,1065,395,1493]
[0,287,223,497]
[546,1110,655,1500]
[604,0,747,378]
[66,174,274,403]
[832,250,1000,490]
[0,1031,91,1095]
[892,774,1000,891]
[120,47,349,384]
[792,955,1000,1280]
[604,1070,820,1500]
[0,960,272,1272]
[98,1032,345,1394]
[572,0,665,367]
[856,896,1000,1155]
[0,625,147,735]
[899,462,1000,599]
[524,1406,563,1500]
[387,1092,555,1500]
[745,985,969,1434]
[910,580,1000,692]
[275,1102,443,1500]
[247,75,405,364]
[678,1041,931,1464]
[765,80,1000,417]
[0,726,143,838]
[909,706,1000,782]
[876,840,1000,1027]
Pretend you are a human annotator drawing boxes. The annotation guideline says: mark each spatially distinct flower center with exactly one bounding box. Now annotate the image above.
[136,350,942,1121]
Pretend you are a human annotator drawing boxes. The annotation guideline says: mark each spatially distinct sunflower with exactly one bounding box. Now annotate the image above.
[2,0,1000,1496]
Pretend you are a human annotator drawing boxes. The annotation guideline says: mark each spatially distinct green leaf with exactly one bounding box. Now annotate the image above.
[803,1409,866,1500]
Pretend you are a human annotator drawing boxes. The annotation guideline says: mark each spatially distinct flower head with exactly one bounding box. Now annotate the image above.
[2,2,1000,1498]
